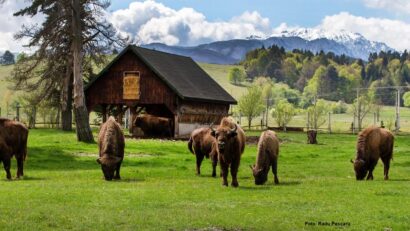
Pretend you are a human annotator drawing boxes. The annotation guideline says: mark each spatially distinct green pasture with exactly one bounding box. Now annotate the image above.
[0,129,409,230]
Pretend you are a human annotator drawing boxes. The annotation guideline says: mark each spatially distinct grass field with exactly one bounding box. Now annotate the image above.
[0,129,409,230]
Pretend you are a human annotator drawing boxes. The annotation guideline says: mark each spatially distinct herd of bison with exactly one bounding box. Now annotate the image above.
[0,116,394,185]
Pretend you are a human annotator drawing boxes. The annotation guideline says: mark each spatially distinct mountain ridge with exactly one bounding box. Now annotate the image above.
[141,30,394,64]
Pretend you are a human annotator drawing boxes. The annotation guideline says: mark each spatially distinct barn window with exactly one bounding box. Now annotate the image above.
[123,71,140,100]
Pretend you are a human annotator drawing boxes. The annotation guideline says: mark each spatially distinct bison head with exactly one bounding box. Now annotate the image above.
[351,158,366,180]
[211,124,238,154]
[250,165,268,185]
[97,155,121,181]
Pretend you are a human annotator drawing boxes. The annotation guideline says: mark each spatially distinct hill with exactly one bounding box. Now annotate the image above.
[142,31,393,65]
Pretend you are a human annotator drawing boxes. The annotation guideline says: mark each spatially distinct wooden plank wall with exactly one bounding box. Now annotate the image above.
[86,51,176,113]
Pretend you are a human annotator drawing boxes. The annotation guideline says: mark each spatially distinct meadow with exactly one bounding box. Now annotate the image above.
[0,129,409,230]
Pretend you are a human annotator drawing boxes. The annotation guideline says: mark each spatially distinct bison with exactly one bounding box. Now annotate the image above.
[211,117,245,187]
[188,127,218,177]
[0,118,28,179]
[351,126,394,180]
[134,114,173,137]
[250,130,279,185]
[97,116,125,181]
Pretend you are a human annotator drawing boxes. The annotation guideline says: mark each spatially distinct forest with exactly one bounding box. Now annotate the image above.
[241,45,410,106]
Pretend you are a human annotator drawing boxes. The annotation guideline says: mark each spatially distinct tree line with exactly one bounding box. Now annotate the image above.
[229,47,410,131]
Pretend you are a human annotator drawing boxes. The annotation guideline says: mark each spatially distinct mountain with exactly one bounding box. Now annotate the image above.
[141,30,394,65]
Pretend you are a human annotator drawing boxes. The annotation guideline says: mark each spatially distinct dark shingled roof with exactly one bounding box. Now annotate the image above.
[86,45,237,104]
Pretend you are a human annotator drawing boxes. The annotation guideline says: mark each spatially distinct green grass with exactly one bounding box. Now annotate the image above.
[0,129,409,230]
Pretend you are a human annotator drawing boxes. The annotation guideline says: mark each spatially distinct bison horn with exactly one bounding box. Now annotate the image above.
[350,159,354,164]
[249,165,253,170]
[230,124,237,133]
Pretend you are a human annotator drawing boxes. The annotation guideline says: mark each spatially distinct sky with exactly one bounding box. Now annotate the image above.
[1,0,410,52]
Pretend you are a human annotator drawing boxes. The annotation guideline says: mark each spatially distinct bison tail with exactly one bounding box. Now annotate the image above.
[188,137,194,154]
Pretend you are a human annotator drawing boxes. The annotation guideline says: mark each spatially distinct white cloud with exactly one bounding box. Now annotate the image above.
[363,0,410,15]
[317,12,410,51]
[109,0,271,46]
[0,1,43,53]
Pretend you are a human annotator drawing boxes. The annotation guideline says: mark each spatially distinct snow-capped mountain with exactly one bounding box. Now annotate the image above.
[274,28,393,60]
[141,29,395,64]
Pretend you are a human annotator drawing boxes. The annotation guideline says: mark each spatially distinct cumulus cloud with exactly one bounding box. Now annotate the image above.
[0,1,42,53]
[363,0,410,15]
[318,12,410,51]
[109,0,271,46]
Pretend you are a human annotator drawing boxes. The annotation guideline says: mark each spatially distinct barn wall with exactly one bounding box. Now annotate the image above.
[175,100,230,137]
[86,51,177,113]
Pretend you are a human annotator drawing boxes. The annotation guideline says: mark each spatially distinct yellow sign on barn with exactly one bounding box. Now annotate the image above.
[123,72,140,100]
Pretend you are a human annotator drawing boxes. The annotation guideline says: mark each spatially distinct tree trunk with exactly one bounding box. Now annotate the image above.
[72,0,93,142]
[61,65,73,131]
[307,130,317,144]
[248,118,251,130]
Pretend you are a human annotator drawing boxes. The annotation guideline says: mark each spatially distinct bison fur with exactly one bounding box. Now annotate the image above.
[188,127,218,177]
[0,118,28,179]
[352,126,394,180]
[211,117,245,187]
[250,130,279,185]
[97,117,125,181]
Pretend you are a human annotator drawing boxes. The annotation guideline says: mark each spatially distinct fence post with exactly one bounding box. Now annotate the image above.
[373,112,376,125]
[16,102,20,121]
[328,112,331,134]
[306,111,310,131]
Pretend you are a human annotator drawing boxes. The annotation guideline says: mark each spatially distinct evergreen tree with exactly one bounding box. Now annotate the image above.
[1,50,15,65]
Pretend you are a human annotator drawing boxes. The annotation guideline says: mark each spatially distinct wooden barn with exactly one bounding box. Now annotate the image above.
[85,45,236,137]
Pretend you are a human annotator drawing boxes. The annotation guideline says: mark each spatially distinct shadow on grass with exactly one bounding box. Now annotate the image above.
[115,178,146,183]
[26,147,97,171]
[239,181,302,190]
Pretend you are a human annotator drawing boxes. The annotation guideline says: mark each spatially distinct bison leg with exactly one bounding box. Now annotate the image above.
[2,158,11,180]
[195,154,204,175]
[114,160,123,180]
[381,157,390,180]
[366,160,377,180]
[220,161,229,186]
[16,156,24,178]
[230,159,240,187]
[272,159,279,185]
[211,154,218,177]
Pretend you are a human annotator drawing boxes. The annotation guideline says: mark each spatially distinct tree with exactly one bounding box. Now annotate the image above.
[271,99,297,131]
[13,0,125,141]
[403,91,410,107]
[351,94,374,131]
[238,86,265,130]
[228,67,246,85]
[1,50,15,65]
[307,99,330,130]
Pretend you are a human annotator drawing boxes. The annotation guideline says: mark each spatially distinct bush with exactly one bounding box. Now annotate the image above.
[331,100,348,114]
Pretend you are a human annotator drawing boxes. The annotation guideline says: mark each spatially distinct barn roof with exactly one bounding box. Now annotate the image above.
[86,45,237,104]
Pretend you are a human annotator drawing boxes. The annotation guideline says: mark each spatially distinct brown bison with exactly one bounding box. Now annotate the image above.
[0,118,28,179]
[250,130,279,185]
[211,117,245,187]
[188,127,218,177]
[134,114,173,137]
[351,126,394,180]
[97,117,125,181]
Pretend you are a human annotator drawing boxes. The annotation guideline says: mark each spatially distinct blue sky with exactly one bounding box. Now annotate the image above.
[109,0,400,27]
[1,0,410,52]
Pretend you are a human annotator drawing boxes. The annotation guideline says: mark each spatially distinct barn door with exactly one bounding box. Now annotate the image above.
[123,71,140,100]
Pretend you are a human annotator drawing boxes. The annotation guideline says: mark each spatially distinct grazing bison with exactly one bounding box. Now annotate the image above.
[250,130,279,185]
[0,118,28,179]
[351,126,394,180]
[211,117,245,187]
[97,117,125,181]
[188,127,218,177]
[134,114,173,137]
